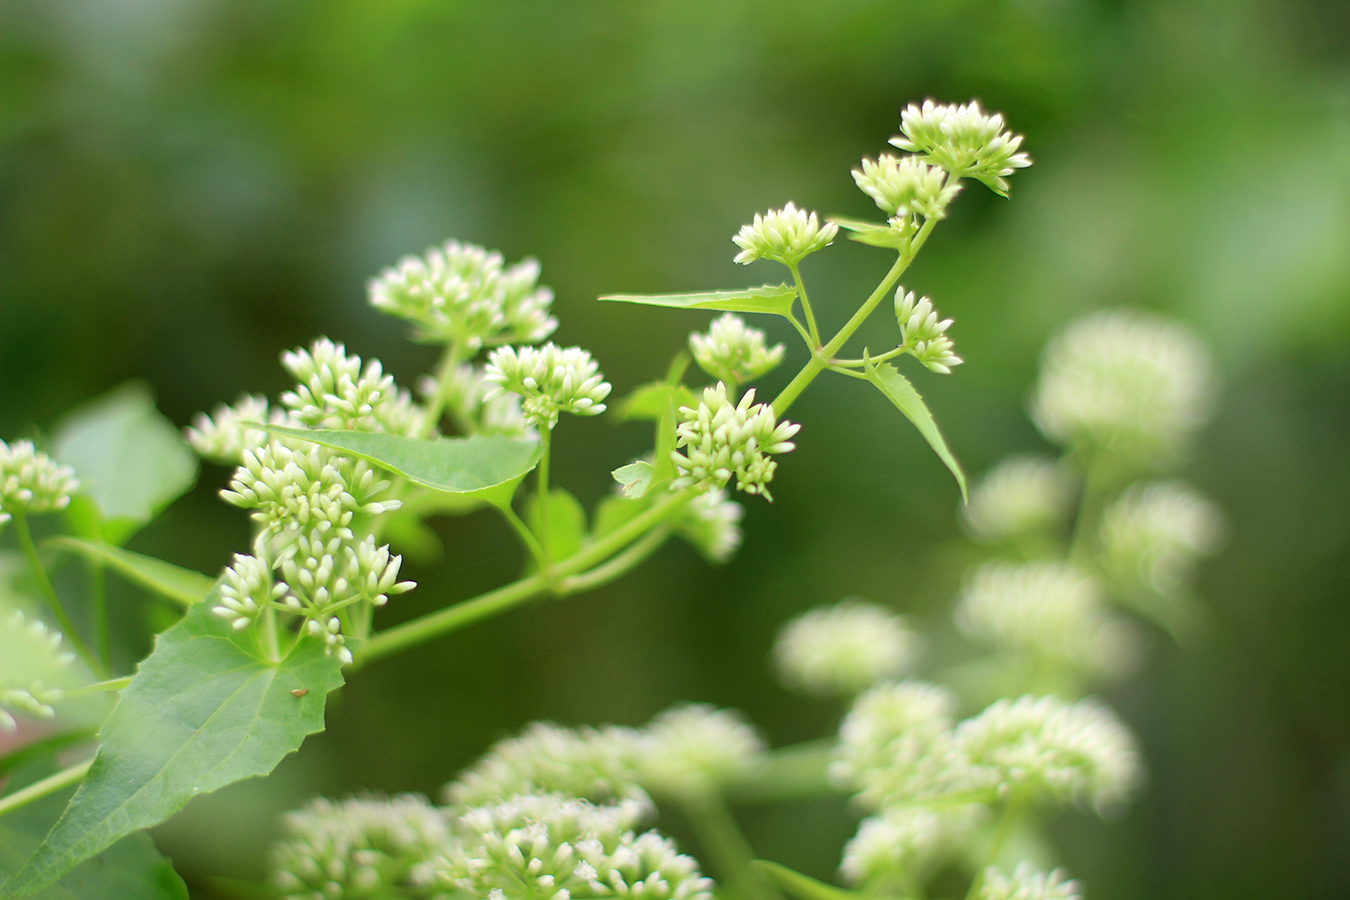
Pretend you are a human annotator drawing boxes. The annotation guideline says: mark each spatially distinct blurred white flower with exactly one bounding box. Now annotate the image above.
[773,599,923,697]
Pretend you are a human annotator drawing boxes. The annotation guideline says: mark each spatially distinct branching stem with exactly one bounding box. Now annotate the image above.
[11,511,102,676]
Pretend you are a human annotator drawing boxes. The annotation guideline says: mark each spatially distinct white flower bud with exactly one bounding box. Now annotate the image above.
[675,489,744,563]
[830,680,959,808]
[773,600,923,697]
[0,439,79,515]
[979,863,1082,900]
[688,313,785,386]
[670,383,800,501]
[185,394,279,464]
[889,100,1031,196]
[841,805,984,890]
[732,202,837,266]
[894,288,962,373]
[484,343,612,429]
[853,154,961,219]
[1,610,79,731]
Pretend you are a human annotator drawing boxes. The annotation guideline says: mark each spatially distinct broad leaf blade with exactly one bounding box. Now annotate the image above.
[524,488,588,565]
[255,425,543,509]
[863,360,968,500]
[45,537,213,608]
[51,382,199,546]
[0,761,188,900]
[599,284,797,317]
[5,598,344,897]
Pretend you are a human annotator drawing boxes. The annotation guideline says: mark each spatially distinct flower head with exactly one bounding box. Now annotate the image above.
[962,456,1073,542]
[676,489,745,564]
[689,313,785,386]
[979,863,1082,900]
[853,155,961,220]
[484,343,612,429]
[1,610,81,731]
[636,703,766,796]
[732,203,837,266]
[895,288,962,373]
[773,599,923,698]
[670,383,799,501]
[841,805,983,891]
[890,100,1031,196]
[0,439,79,515]
[1099,480,1224,596]
[829,680,959,808]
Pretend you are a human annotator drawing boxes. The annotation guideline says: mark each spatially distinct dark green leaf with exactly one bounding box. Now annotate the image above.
[525,488,587,565]
[0,761,188,900]
[45,537,214,608]
[599,284,798,317]
[51,383,199,546]
[827,217,910,250]
[4,598,344,896]
[863,360,968,500]
[611,462,655,499]
[750,860,868,900]
[255,425,543,509]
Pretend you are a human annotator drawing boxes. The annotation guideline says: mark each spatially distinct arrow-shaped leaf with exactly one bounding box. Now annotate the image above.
[599,284,798,317]
[45,537,213,608]
[4,598,344,897]
[863,359,967,500]
[253,425,544,509]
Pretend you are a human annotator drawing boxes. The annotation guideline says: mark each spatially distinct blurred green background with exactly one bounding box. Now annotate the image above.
[2,0,1348,897]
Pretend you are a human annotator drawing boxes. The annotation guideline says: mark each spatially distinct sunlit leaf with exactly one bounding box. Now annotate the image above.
[50,383,198,546]
[599,284,798,317]
[45,537,213,608]
[611,461,655,499]
[3,598,344,897]
[863,359,967,500]
[254,424,543,510]
[525,488,587,566]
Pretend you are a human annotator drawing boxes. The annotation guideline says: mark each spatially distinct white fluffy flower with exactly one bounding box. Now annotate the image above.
[773,599,923,697]
[0,610,80,731]
[1098,480,1224,596]
[732,202,838,266]
[853,155,961,219]
[980,863,1082,900]
[670,383,799,501]
[0,439,79,515]
[636,703,766,795]
[484,343,612,429]
[688,313,785,386]
[830,680,959,808]
[184,394,280,464]
[894,288,962,373]
[962,456,1073,542]
[841,804,983,890]
[889,100,1031,196]
[676,489,745,564]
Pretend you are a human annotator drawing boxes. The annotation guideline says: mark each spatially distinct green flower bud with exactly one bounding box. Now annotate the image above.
[852,154,961,219]
[688,313,785,387]
[484,343,612,429]
[0,439,79,515]
[889,100,1031,196]
[895,288,961,374]
[732,202,837,266]
[670,383,799,501]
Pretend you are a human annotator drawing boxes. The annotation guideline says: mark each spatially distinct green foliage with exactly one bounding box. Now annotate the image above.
[862,359,967,500]
[45,538,213,608]
[600,284,799,318]
[525,488,589,563]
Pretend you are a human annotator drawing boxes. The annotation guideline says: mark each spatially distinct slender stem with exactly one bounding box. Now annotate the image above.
[1068,448,1107,564]
[719,738,836,803]
[88,558,110,672]
[535,428,554,577]
[784,311,815,348]
[0,758,93,819]
[260,606,281,666]
[418,341,467,439]
[559,525,672,594]
[497,503,549,573]
[788,262,821,348]
[832,344,909,368]
[963,798,1024,900]
[679,789,782,900]
[62,675,132,696]
[355,490,695,666]
[824,365,870,381]
[11,512,102,676]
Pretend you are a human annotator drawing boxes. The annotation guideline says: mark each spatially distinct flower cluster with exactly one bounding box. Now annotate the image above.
[890,100,1032,196]
[1099,480,1224,597]
[675,489,745,564]
[484,343,612,429]
[670,383,799,500]
[773,599,923,697]
[0,610,80,731]
[732,202,837,266]
[688,313,785,387]
[954,561,1137,679]
[270,794,451,900]
[184,394,279,465]
[852,154,961,220]
[961,456,1073,543]
[894,288,962,373]
[368,239,558,349]
[0,439,79,516]
[829,679,959,808]
[437,362,533,438]
[635,703,766,797]
[1029,310,1215,467]
[841,804,983,892]
[979,864,1082,900]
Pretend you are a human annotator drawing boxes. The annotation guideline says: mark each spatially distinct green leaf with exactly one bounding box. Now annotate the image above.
[617,382,697,422]
[611,461,655,499]
[599,284,798,317]
[827,217,910,250]
[45,537,214,608]
[525,488,587,565]
[750,861,869,900]
[592,494,651,539]
[254,425,544,509]
[4,598,345,897]
[0,761,188,900]
[863,359,968,500]
[51,383,199,546]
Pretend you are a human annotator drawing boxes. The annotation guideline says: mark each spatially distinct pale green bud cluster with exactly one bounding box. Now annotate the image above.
[962,456,1073,543]
[954,561,1137,679]
[368,239,558,349]
[773,599,923,698]
[732,202,838,266]
[688,313,785,386]
[894,288,962,373]
[890,100,1032,196]
[0,439,79,515]
[670,383,799,501]
[1029,310,1215,466]
[853,154,961,220]
[437,793,713,900]
[829,679,959,808]
[484,343,612,429]
[185,394,279,465]
[979,864,1082,900]
[270,793,451,900]
[1,610,77,731]
[841,804,983,891]
[444,721,650,811]
[1099,481,1224,596]
[635,703,766,796]
[675,489,745,564]
[281,338,397,429]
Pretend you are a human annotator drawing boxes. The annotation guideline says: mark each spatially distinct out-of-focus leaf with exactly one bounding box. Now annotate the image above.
[592,495,651,539]
[45,537,213,608]
[524,488,587,565]
[618,382,697,422]
[863,359,967,500]
[611,461,655,499]
[3,597,344,897]
[51,383,198,546]
[0,761,188,900]
[255,425,543,510]
[827,217,910,250]
[599,284,798,317]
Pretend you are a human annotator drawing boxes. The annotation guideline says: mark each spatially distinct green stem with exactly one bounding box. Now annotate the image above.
[963,798,1024,900]
[788,261,821,348]
[535,427,554,577]
[11,512,102,676]
[88,558,110,673]
[0,758,93,819]
[418,341,467,439]
[831,344,909,368]
[1068,448,1108,564]
[354,490,695,666]
[680,789,782,900]
[720,738,836,803]
[559,525,672,594]
[497,502,550,574]
[62,676,132,696]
